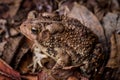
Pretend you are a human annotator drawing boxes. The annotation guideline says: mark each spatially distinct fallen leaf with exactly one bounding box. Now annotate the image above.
[38,70,56,80]
[0,0,13,4]
[21,74,37,80]
[102,13,120,40]
[107,33,120,68]
[0,74,12,80]
[67,76,78,80]
[0,59,20,80]
[0,41,7,56]
[1,36,23,64]
[100,67,120,80]
[102,13,120,68]
[12,38,30,69]
[10,28,19,36]
[8,0,22,17]
[17,50,33,74]
[0,3,9,18]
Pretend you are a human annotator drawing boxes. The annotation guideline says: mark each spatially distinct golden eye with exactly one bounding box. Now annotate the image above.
[31,26,39,34]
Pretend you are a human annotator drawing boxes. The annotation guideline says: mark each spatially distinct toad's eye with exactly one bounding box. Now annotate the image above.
[31,26,40,34]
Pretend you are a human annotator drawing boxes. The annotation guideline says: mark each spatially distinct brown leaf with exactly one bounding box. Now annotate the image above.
[33,0,54,12]
[21,74,38,80]
[100,67,120,80]
[1,36,23,64]
[0,0,22,18]
[0,59,20,80]
[102,13,120,40]
[0,0,13,4]
[10,28,19,36]
[67,75,88,80]
[17,50,33,74]
[22,0,35,10]
[0,41,7,56]
[16,38,34,74]
[8,0,22,17]
[0,3,9,18]
[107,33,120,68]
[67,76,78,80]
[0,19,9,38]
[102,13,120,67]
[0,75,13,80]
[38,70,56,80]
[12,38,30,69]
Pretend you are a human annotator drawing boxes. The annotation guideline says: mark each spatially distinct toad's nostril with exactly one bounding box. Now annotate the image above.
[24,24,26,27]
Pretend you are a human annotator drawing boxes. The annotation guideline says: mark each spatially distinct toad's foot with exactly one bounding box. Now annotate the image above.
[28,53,48,73]
[28,44,48,73]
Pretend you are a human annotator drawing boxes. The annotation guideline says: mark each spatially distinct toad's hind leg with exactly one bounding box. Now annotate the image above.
[52,51,71,69]
[51,51,72,80]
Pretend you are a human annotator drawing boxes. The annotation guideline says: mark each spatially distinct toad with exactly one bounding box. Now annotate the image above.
[20,12,105,79]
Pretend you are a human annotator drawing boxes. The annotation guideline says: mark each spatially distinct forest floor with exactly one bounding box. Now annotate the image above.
[0,0,120,80]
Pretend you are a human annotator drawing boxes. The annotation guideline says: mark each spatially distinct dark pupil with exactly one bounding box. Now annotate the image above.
[31,27,38,34]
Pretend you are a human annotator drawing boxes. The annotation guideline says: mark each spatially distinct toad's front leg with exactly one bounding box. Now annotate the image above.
[28,43,48,72]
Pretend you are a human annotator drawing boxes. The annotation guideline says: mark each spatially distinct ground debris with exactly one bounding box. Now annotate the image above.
[0,0,120,80]
[1,36,23,64]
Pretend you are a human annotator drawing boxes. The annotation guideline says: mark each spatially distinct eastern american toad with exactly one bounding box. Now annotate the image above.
[20,12,105,79]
